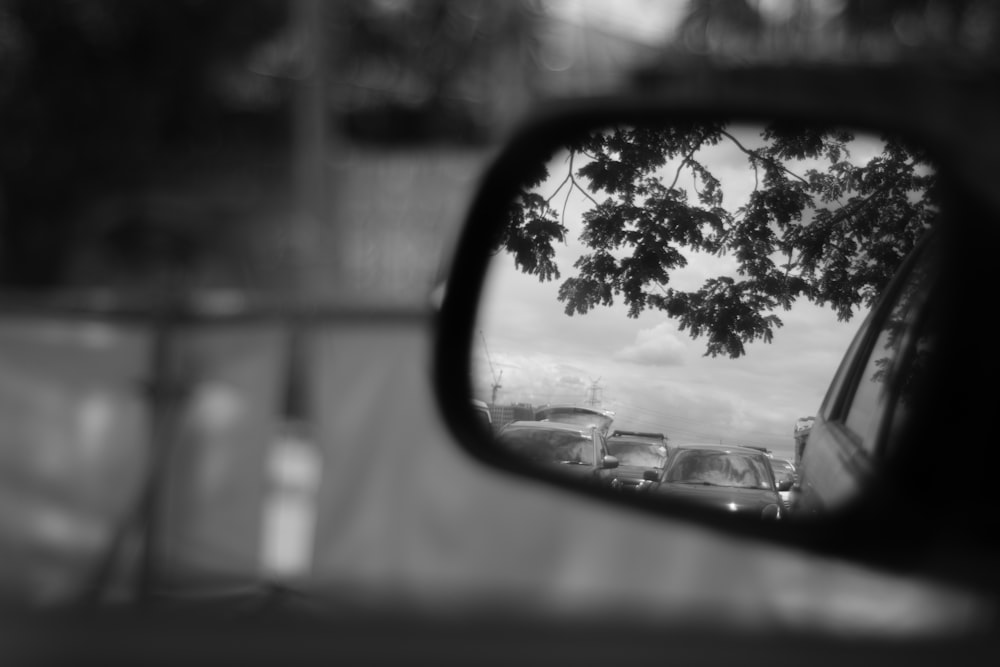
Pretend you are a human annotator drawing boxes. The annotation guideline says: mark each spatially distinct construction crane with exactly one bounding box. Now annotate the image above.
[480,331,503,405]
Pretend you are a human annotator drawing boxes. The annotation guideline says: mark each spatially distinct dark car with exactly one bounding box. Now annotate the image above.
[606,431,669,493]
[644,443,784,520]
[496,420,619,485]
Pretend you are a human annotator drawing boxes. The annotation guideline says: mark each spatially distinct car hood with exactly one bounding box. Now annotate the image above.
[650,483,781,516]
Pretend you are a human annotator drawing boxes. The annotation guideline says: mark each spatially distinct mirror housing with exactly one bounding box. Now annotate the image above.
[776,480,794,493]
[434,62,1000,595]
[642,470,660,483]
[601,455,619,470]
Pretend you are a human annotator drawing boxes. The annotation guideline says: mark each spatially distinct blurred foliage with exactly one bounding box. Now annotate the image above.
[330,0,546,144]
[676,0,1000,63]
[0,0,292,287]
[0,0,545,288]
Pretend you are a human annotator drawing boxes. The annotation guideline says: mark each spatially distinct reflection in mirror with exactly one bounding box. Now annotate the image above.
[472,120,938,520]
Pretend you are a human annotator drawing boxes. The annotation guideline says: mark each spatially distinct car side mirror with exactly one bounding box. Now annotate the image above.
[601,455,619,470]
[642,470,659,482]
[433,64,1000,587]
[776,479,794,493]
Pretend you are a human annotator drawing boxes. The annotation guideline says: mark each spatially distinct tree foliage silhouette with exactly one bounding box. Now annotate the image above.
[497,122,938,358]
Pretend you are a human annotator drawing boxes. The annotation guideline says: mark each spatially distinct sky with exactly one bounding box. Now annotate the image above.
[472,123,884,460]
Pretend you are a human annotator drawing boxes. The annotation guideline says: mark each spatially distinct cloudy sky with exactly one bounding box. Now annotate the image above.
[473,123,883,460]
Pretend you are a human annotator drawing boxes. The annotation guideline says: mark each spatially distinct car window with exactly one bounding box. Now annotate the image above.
[664,451,772,490]
[606,440,668,467]
[497,428,595,465]
[841,236,940,455]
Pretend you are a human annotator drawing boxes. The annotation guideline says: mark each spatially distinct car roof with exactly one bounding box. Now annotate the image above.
[607,435,667,445]
[534,404,614,418]
[500,420,594,435]
[669,442,768,455]
[609,430,665,439]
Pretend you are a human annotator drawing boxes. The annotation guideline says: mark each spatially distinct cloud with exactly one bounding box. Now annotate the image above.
[613,323,687,366]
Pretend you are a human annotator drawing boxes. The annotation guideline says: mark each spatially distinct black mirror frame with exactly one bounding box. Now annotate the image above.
[433,63,1000,595]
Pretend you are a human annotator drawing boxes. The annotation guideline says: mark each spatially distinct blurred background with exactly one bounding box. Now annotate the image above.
[0,0,997,636]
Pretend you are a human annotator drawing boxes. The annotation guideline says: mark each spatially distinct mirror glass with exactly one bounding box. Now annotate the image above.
[472,120,938,520]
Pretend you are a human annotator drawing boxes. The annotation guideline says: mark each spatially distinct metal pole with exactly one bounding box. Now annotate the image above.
[257,0,328,581]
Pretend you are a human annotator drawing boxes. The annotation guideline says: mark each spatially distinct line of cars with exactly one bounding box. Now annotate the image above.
[494,404,797,520]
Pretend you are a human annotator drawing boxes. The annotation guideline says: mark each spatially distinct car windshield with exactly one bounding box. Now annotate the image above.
[664,450,773,490]
[497,428,594,465]
[606,441,668,468]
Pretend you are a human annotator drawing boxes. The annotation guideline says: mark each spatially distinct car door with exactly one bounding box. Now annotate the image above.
[794,232,941,514]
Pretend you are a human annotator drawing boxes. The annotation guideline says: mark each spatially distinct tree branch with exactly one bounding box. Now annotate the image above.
[544,172,571,205]
[567,150,600,207]
[669,146,699,191]
[562,181,573,227]
[720,129,810,187]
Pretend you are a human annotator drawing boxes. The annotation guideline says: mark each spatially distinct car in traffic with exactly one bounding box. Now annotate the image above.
[495,420,619,485]
[642,443,784,520]
[605,431,669,493]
